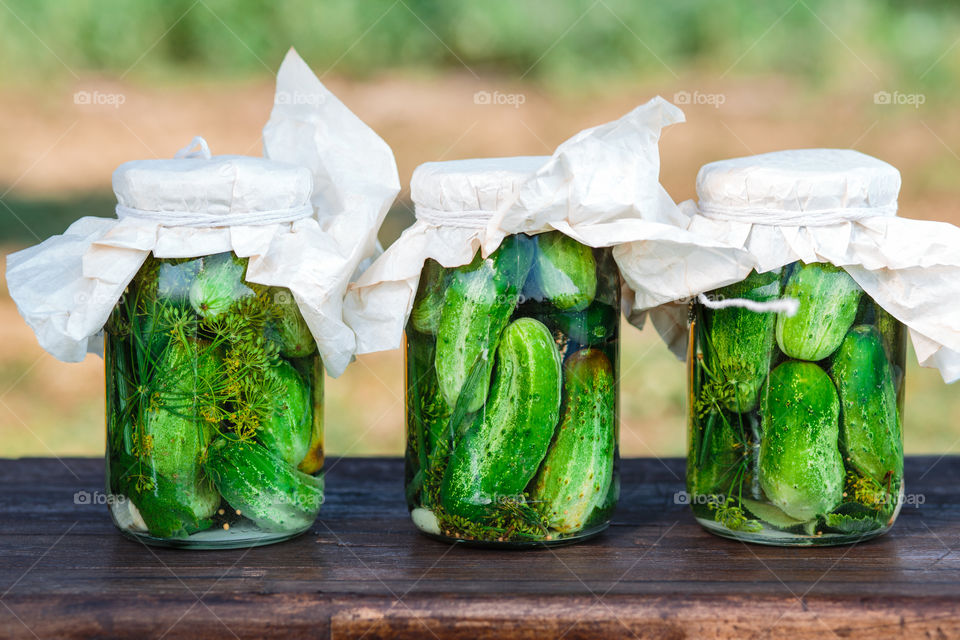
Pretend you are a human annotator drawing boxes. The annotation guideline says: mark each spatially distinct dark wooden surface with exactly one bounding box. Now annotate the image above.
[1,456,958,639]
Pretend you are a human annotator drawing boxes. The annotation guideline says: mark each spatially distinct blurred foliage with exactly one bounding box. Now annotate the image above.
[0,0,958,90]
[0,191,414,248]
[0,193,116,245]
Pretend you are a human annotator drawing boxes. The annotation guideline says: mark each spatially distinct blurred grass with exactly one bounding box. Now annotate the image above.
[0,193,116,245]
[2,0,960,93]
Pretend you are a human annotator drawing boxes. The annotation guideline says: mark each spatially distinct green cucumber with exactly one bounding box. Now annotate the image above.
[440,318,562,521]
[256,360,312,467]
[204,439,323,533]
[411,259,447,335]
[189,253,254,319]
[759,361,844,521]
[529,349,615,533]
[298,356,326,475]
[112,452,216,539]
[776,263,861,361]
[272,288,317,358]
[875,307,905,392]
[533,231,597,312]
[705,269,781,413]
[435,235,535,412]
[407,334,451,464]
[143,338,220,523]
[542,301,618,347]
[831,325,903,483]
[689,411,742,498]
[742,498,808,529]
[404,334,454,509]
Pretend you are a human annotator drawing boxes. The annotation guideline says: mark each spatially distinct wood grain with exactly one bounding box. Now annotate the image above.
[0,456,957,639]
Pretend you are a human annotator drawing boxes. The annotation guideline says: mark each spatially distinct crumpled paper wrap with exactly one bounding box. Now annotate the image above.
[5,48,399,378]
[343,97,755,355]
[620,149,960,383]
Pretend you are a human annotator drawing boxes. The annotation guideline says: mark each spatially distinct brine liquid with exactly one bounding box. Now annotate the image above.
[405,237,620,546]
[105,252,323,548]
[688,262,906,546]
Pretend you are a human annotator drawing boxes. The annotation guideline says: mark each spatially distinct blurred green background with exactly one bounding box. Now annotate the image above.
[1,0,958,459]
[3,0,960,89]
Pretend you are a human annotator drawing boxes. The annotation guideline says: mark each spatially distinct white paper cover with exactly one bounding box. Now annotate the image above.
[620,149,960,383]
[5,49,399,378]
[343,97,755,355]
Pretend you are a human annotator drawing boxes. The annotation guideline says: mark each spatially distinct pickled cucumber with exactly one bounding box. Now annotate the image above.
[440,317,562,521]
[298,356,326,475]
[143,338,220,523]
[529,349,615,533]
[706,269,781,412]
[272,289,316,358]
[533,231,597,312]
[189,253,254,319]
[689,411,743,498]
[410,259,446,335]
[776,263,861,361]
[435,235,535,412]
[759,361,844,521]
[256,360,312,467]
[831,325,903,483]
[204,439,323,533]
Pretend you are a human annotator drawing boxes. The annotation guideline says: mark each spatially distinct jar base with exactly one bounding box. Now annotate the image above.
[116,521,312,550]
[411,518,610,549]
[695,517,890,547]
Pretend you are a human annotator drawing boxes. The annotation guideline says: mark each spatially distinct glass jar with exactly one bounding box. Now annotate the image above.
[105,251,324,548]
[687,262,905,545]
[404,231,620,547]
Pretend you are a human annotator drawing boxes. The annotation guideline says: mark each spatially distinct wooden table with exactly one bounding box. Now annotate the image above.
[1,456,957,639]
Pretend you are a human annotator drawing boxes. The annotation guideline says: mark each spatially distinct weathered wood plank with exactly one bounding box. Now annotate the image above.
[0,456,956,639]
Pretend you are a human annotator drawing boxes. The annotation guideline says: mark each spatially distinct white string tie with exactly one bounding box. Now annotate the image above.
[115,203,314,227]
[414,205,492,230]
[698,201,897,227]
[697,292,799,316]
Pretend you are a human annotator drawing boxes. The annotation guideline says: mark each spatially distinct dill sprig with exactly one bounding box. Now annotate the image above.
[708,493,762,533]
[844,470,895,511]
[416,427,551,543]
[107,252,296,493]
